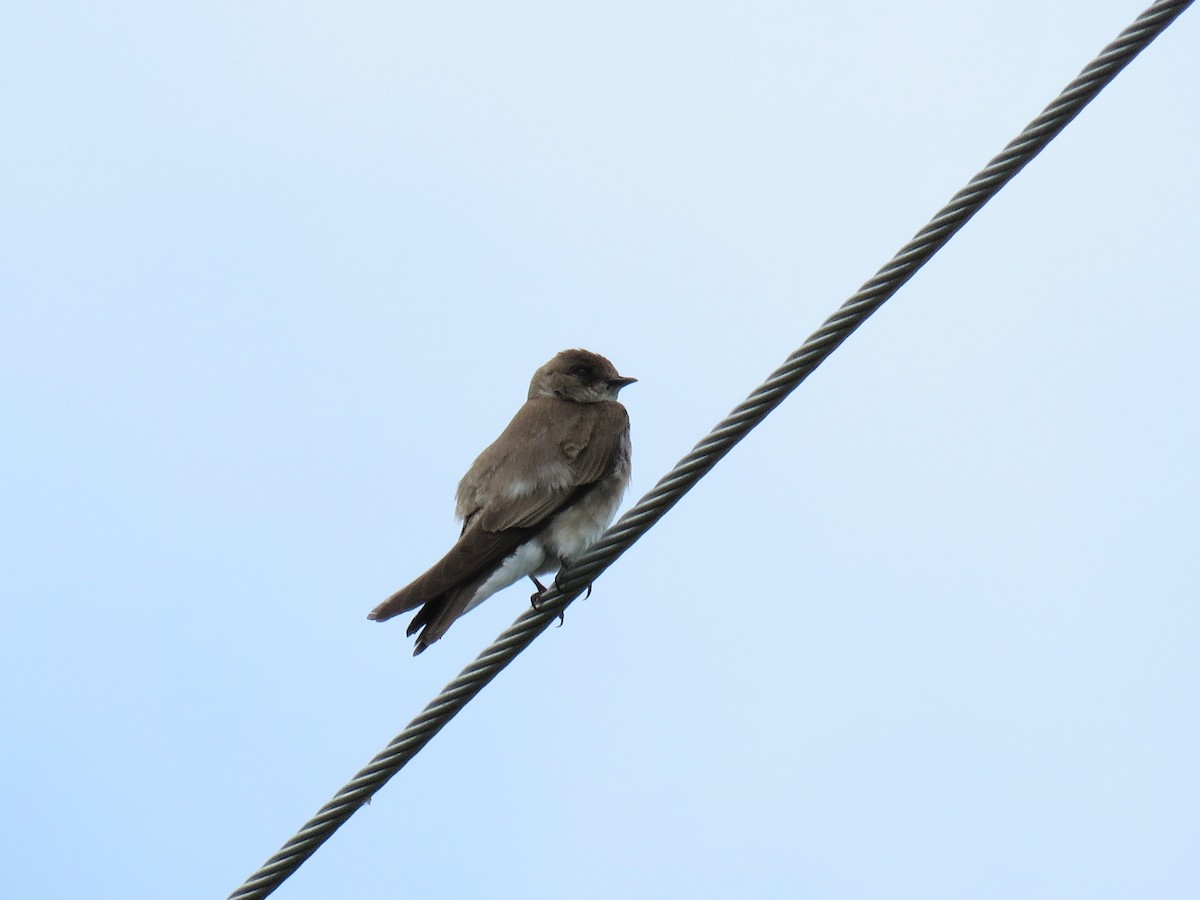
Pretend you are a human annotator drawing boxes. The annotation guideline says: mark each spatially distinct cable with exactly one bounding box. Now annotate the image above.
[228,2,1194,896]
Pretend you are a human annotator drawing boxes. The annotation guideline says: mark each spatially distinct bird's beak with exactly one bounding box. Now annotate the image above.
[609,376,637,392]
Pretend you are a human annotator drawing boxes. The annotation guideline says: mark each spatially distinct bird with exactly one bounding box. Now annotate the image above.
[369,348,635,655]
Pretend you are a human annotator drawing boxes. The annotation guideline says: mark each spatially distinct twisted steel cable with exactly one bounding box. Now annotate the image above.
[229,2,1193,896]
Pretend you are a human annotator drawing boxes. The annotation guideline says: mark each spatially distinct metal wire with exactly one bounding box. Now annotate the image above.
[228,2,1193,896]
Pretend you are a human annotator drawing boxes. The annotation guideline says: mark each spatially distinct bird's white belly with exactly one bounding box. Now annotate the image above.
[543,505,609,562]
[461,457,628,618]
[459,487,622,617]
[542,479,623,563]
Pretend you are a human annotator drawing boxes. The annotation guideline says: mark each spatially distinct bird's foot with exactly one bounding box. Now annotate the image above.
[529,567,584,624]
[530,589,565,626]
[530,587,565,626]
[529,575,548,611]
[551,558,593,600]
[553,558,571,592]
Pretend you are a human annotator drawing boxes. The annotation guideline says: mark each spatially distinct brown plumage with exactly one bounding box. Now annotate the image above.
[369,349,635,655]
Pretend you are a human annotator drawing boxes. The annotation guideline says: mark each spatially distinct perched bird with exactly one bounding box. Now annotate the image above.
[369,348,635,655]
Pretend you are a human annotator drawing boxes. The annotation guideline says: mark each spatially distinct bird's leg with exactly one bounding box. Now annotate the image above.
[528,575,547,610]
[528,574,565,625]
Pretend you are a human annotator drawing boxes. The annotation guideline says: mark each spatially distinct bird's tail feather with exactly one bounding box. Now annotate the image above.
[366,581,425,622]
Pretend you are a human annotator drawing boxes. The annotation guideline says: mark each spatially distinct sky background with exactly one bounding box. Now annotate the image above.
[3,2,1198,898]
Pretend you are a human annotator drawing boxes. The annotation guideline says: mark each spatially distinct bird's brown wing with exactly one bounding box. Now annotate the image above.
[473,399,629,531]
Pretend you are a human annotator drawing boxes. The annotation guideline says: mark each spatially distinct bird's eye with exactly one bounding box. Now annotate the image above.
[569,365,591,379]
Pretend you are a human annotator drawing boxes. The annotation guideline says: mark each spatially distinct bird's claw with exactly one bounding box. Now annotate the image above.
[551,559,593,600]
[553,557,571,592]
[529,567,587,624]
[529,575,547,610]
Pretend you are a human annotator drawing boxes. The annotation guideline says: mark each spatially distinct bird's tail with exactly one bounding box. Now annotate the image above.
[369,577,488,655]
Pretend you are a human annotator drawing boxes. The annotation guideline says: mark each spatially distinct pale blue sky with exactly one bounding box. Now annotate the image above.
[3,3,1198,898]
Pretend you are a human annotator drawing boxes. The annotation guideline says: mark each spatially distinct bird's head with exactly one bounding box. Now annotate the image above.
[528,348,636,403]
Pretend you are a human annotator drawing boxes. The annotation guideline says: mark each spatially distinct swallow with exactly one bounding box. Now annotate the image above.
[369,348,635,654]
